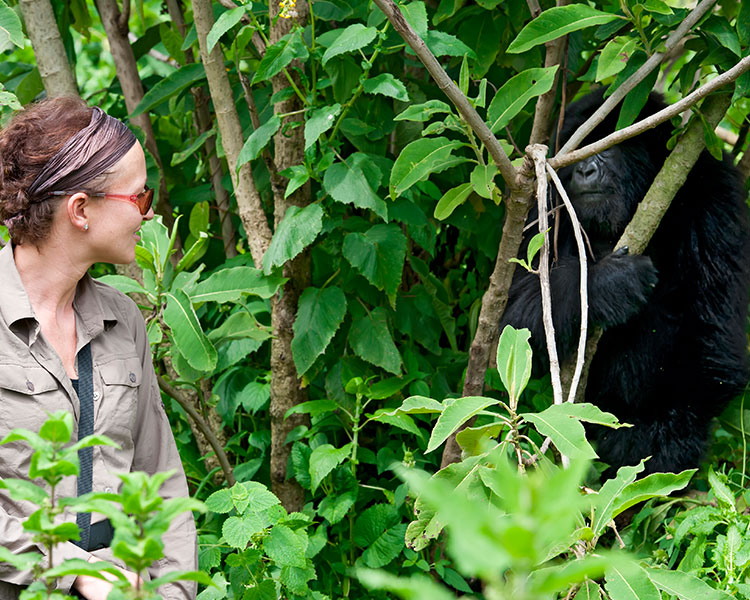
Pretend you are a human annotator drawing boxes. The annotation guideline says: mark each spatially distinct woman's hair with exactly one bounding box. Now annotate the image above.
[0,96,136,246]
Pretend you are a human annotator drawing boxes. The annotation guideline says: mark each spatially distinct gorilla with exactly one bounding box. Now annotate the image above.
[501,89,750,474]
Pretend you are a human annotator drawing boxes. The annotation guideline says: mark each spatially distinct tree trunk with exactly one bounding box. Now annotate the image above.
[191,0,272,267]
[18,0,78,97]
[267,2,311,512]
[94,0,173,227]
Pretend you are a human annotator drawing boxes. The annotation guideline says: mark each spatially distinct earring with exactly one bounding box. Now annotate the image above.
[84,223,89,231]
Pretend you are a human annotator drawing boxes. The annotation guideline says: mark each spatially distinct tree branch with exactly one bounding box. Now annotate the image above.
[158,377,236,486]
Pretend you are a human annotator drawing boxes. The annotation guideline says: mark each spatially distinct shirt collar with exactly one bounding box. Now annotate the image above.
[0,243,36,327]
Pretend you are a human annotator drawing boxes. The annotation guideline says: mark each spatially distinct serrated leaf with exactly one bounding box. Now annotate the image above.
[343,225,406,306]
[390,137,467,197]
[323,159,387,220]
[131,63,205,117]
[496,325,533,401]
[508,5,621,54]
[205,488,233,513]
[304,104,341,150]
[253,31,309,83]
[322,24,377,65]
[192,266,285,303]
[362,73,409,102]
[263,525,308,567]
[164,289,217,372]
[487,67,558,133]
[237,116,281,171]
[427,396,500,453]
[309,444,351,492]
[292,286,347,375]
[349,307,402,374]
[223,514,267,549]
[206,6,245,53]
[708,468,736,512]
[262,204,324,275]
[354,505,406,568]
[434,182,473,220]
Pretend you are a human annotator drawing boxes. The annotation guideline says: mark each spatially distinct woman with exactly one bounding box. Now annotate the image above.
[0,97,197,599]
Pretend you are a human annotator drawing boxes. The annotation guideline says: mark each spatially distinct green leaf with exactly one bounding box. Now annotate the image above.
[131,63,205,117]
[292,286,347,375]
[192,266,285,303]
[205,488,233,513]
[0,547,41,572]
[262,204,324,275]
[427,396,500,453]
[434,182,473,220]
[526,230,547,267]
[390,137,468,198]
[164,289,217,372]
[349,307,402,375]
[591,462,644,536]
[605,564,659,600]
[425,30,474,58]
[343,225,407,307]
[508,5,621,54]
[253,30,309,83]
[206,6,245,53]
[376,395,444,416]
[603,470,695,523]
[323,159,387,220]
[237,115,281,170]
[573,579,602,600]
[96,275,149,298]
[285,399,338,418]
[309,444,351,492]
[646,568,734,600]
[172,129,214,166]
[362,73,410,102]
[496,325,533,402]
[455,422,505,455]
[0,2,24,53]
[596,37,638,82]
[176,233,209,273]
[304,104,341,150]
[358,569,455,600]
[394,99,452,122]
[521,403,597,460]
[470,163,497,199]
[708,467,736,512]
[487,67,558,133]
[354,504,406,568]
[207,311,271,344]
[223,514,266,549]
[0,478,49,504]
[281,165,310,199]
[322,24,377,65]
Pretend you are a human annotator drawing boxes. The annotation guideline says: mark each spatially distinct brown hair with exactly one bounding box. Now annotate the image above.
[0,96,135,246]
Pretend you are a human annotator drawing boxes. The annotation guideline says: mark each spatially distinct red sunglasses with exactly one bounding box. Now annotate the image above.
[49,186,154,216]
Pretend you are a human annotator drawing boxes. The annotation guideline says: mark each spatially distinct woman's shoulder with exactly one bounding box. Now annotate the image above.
[87,276,142,323]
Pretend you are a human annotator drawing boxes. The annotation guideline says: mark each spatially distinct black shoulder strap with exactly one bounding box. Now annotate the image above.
[73,342,94,550]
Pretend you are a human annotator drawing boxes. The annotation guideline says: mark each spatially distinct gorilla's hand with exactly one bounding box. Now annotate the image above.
[589,247,658,328]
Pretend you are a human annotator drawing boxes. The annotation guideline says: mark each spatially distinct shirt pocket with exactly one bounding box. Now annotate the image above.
[0,364,65,462]
[98,357,142,443]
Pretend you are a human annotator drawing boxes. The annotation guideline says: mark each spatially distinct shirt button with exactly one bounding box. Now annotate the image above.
[93,391,101,401]
[105,487,113,493]
[129,372,136,383]
[26,381,34,392]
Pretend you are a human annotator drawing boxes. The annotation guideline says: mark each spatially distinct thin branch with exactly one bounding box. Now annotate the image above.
[526,0,542,19]
[371,0,516,188]
[551,56,750,169]
[557,0,717,157]
[215,0,267,55]
[547,164,588,402]
[158,378,236,486]
[118,0,130,31]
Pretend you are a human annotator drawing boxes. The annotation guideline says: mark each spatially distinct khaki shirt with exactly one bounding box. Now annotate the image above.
[0,244,197,599]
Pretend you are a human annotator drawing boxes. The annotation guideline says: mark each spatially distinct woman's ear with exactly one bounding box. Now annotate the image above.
[66,192,90,232]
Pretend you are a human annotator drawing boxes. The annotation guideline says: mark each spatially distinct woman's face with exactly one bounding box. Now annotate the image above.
[87,142,154,264]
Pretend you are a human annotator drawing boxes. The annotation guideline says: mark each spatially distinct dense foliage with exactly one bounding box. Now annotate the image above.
[1,0,750,599]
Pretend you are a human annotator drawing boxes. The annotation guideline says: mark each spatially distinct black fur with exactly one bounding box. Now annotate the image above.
[501,90,750,474]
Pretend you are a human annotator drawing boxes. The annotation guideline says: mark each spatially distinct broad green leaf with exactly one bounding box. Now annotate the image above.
[262,204,324,275]
[323,160,387,220]
[206,6,245,53]
[292,286,347,375]
[0,478,48,504]
[192,266,286,303]
[362,73,410,102]
[434,182,473,220]
[427,396,500,453]
[176,233,209,273]
[171,129,214,166]
[508,5,621,54]
[526,230,547,266]
[646,568,734,600]
[573,579,602,600]
[401,1,428,36]
[349,307,402,375]
[354,504,406,568]
[605,564,659,600]
[309,443,351,491]
[425,30,474,58]
[487,67,558,133]
[205,488,233,513]
[280,165,310,199]
[740,1,750,46]
[223,514,267,549]
[549,402,622,427]
[702,16,741,58]
[189,201,210,238]
[0,2,24,53]
[96,275,149,297]
[394,99,452,122]
[605,470,695,523]
[343,224,407,307]
[319,491,356,525]
[708,467,736,512]
[596,37,638,82]
[0,547,41,572]
[252,31,309,83]
[304,104,341,150]
[131,63,205,117]
[521,403,597,460]
[358,569,455,600]
[377,395,444,416]
[496,325,532,401]
[164,289,217,372]
[455,422,504,455]
[237,115,281,171]
[322,24,377,65]
[207,311,271,343]
[285,399,338,418]
[591,462,644,536]
[390,137,467,198]
[470,163,497,199]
